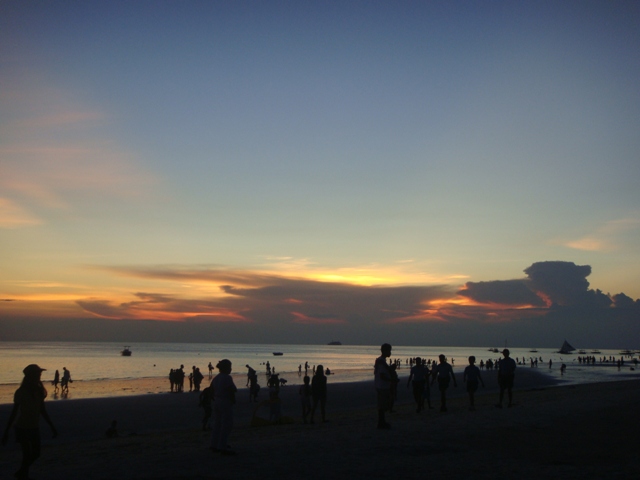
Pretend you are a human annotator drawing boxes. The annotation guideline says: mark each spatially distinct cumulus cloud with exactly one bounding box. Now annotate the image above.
[458,279,545,307]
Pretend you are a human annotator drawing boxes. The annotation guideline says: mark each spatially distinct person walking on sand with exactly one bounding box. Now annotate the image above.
[496,349,516,408]
[2,364,58,480]
[310,365,327,424]
[407,357,427,413]
[210,359,237,456]
[60,367,71,395]
[51,369,60,394]
[431,354,457,412]
[374,343,393,429]
[463,356,485,411]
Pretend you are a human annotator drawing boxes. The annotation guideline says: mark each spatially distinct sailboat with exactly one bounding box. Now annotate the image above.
[558,340,576,355]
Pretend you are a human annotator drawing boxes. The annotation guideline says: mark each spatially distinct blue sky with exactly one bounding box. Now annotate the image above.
[1,1,639,346]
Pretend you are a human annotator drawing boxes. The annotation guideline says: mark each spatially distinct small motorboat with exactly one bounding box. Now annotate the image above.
[121,346,132,356]
[272,352,283,356]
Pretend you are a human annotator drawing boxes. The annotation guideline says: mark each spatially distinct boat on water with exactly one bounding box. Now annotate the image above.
[591,350,601,354]
[578,349,587,354]
[121,346,132,356]
[488,348,499,353]
[529,348,538,353]
[272,352,283,356]
[558,340,576,355]
[328,341,342,345]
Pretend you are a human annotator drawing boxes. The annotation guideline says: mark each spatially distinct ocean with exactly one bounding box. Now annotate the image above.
[1,341,637,388]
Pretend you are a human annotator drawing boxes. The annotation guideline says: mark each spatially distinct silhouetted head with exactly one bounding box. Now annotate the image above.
[468,356,476,365]
[502,349,510,357]
[316,365,324,375]
[381,343,392,357]
[439,354,446,363]
[216,359,232,373]
[303,375,310,385]
[415,357,421,364]
[23,364,46,378]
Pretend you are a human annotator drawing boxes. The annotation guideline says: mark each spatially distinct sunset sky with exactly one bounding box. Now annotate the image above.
[1,1,639,347]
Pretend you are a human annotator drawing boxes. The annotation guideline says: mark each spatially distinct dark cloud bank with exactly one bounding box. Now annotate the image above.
[1,261,638,348]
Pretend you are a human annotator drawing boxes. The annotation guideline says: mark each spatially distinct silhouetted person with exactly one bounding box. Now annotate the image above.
[431,354,457,412]
[210,359,237,456]
[407,357,427,413]
[310,365,327,423]
[299,375,312,424]
[193,367,204,391]
[60,367,71,395]
[208,362,214,378]
[496,349,516,408]
[51,370,60,394]
[2,364,57,480]
[374,343,393,429]
[463,356,484,411]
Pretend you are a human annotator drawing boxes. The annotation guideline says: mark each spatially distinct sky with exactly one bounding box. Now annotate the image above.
[1,1,639,348]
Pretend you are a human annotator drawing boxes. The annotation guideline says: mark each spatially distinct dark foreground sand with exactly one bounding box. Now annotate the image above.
[1,370,639,479]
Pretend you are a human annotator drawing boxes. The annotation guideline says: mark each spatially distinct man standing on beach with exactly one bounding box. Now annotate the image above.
[431,354,457,412]
[374,343,393,429]
[496,349,516,408]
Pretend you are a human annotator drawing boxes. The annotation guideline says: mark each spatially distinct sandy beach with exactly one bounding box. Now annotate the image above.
[1,369,638,479]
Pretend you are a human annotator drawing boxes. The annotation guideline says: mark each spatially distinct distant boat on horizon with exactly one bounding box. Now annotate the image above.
[272,352,283,356]
[328,341,342,345]
[121,346,132,356]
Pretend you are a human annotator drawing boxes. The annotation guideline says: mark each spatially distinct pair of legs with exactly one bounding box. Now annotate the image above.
[310,395,326,423]
[210,402,234,454]
[467,380,478,410]
[15,428,41,480]
[497,375,514,407]
[437,377,450,411]
[376,389,391,429]
[412,381,425,412]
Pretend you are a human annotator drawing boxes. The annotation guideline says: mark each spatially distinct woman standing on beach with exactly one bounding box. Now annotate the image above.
[310,364,327,424]
[2,364,58,480]
[210,359,237,456]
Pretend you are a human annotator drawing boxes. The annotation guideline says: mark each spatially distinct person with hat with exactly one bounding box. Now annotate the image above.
[209,359,237,455]
[496,348,517,408]
[2,364,58,480]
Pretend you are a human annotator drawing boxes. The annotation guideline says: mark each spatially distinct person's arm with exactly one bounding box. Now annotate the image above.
[478,368,485,387]
[451,366,457,387]
[1,403,19,445]
[407,370,413,387]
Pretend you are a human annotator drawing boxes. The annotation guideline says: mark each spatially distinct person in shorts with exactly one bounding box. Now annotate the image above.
[430,354,457,412]
[463,356,484,411]
[496,349,516,408]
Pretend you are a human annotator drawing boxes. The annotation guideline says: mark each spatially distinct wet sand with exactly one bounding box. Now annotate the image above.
[1,371,638,479]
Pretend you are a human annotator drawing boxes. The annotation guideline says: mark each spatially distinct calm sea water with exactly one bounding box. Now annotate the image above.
[1,342,637,387]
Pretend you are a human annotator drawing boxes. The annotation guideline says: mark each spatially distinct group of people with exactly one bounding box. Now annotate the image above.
[375,344,517,429]
[50,367,72,396]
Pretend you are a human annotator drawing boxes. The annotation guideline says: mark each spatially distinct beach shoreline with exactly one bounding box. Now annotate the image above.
[1,373,638,479]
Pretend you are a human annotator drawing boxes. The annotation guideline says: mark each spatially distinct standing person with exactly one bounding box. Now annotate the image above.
[61,367,71,395]
[407,357,427,413]
[310,365,327,424]
[299,375,312,424]
[2,364,58,480]
[51,370,60,394]
[496,349,516,408]
[463,356,485,411]
[431,354,457,412]
[193,367,204,392]
[374,343,393,429]
[209,359,237,456]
